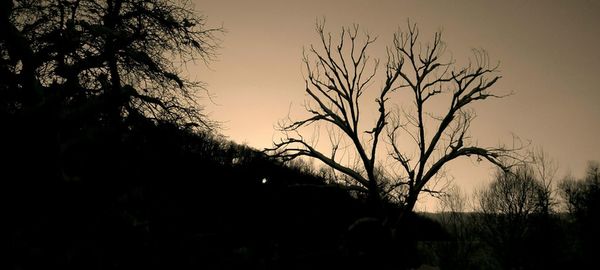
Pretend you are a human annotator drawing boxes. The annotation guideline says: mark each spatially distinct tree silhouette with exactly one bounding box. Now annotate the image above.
[2,3,224,266]
[559,161,600,266]
[268,21,514,218]
[561,161,600,218]
[436,185,481,269]
[2,0,221,128]
[475,160,557,269]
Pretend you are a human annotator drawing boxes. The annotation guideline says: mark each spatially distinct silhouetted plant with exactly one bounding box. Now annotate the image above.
[559,161,600,266]
[3,0,221,128]
[475,157,560,269]
[436,185,483,269]
[267,20,518,223]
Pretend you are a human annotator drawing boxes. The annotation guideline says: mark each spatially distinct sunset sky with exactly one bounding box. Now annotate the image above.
[192,0,600,210]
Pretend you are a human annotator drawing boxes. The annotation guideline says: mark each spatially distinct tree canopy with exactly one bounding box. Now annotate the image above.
[1,0,221,128]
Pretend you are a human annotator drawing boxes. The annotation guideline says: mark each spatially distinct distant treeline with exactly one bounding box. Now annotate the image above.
[428,161,600,269]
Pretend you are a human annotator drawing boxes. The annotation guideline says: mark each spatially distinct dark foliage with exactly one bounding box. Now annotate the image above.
[559,162,600,268]
[4,105,447,269]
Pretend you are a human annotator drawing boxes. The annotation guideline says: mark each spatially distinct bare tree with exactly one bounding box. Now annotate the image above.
[267,21,514,217]
[560,161,600,217]
[559,161,600,265]
[440,185,470,219]
[439,185,471,243]
[529,147,558,214]
[474,163,557,269]
[477,166,546,222]
[437,185,480,269]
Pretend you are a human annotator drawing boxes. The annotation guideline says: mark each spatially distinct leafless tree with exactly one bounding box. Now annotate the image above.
[440,185,470,220]
[477,166,546,222]
[529,147,558,214]
[560,161,600,217]
[558,161,600,265]
[437,185,481,268]
[439,185,472,245]
[475,161,557,269]
[267,21,515,217]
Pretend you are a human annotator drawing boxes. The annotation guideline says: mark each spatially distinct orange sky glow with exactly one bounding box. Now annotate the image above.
[191,0,600,211]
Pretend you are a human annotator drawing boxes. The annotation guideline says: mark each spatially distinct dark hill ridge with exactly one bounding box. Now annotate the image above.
[4,117,448,269]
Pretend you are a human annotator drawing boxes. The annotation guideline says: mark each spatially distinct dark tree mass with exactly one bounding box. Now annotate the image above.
[2,1,598,269]
[1,0,219,126]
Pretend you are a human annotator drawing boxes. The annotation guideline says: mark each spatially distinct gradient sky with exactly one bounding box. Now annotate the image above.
[192,0,600,210]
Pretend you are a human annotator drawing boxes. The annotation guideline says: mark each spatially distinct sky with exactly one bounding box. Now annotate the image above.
[191,0,600,211]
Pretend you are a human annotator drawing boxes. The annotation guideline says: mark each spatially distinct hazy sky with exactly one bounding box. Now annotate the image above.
[192,0,600,210]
